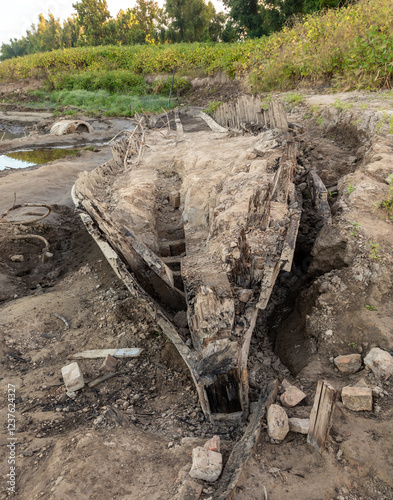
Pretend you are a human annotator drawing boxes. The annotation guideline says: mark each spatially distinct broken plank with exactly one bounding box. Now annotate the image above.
[68,348,142,360]
[307,380,337,453]
[216,380,278,500]
[88,371,127,388]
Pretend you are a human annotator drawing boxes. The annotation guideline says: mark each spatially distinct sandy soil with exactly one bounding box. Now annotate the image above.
[0,99,392,500]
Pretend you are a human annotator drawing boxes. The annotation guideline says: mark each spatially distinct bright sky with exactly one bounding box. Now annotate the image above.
[0,0,226,46]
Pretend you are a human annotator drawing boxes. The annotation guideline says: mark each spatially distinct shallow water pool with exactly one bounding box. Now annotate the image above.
[0,148,80,171]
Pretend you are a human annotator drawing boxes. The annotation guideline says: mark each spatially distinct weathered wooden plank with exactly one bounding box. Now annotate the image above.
[281,209,301,272]
[307,380,337,453]
[199,111,228,133]
[216,380,279,500]
[308,169,331,223]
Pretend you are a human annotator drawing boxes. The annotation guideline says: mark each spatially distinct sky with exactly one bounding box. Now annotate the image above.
[0,0,226,46]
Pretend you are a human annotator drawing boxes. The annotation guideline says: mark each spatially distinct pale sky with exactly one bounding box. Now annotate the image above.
[0,0,226,46]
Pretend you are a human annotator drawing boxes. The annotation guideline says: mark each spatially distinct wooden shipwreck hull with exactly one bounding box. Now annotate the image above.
[72,100,306,425]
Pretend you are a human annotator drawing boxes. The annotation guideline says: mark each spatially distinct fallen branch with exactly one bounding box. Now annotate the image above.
[88,370,128,388]
[2,234,50,253]
[54,313,70,330]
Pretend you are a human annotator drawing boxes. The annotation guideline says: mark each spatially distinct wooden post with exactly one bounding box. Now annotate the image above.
[307,380,337,453]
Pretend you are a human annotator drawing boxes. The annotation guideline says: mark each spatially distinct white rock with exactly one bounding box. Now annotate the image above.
[10,255,24,262]
[288,418,309,434]
[364,348,393,380]
[267,404,289,441]
[61,362,85,392]
[189,447,222,482]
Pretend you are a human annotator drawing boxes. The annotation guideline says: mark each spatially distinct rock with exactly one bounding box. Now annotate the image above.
[280,385,306,408]
[10,255,24,262]
[364,348,393,380]
[189,447,222,482]
[324,329,333,337]
[267,404,289,441]
[334,354,362,374]
[174,311,188,329]
[341,386,372,411]
[99,354,118,372]
[61,362,85,392]
[178,480,203,500]
[249,401,258,414]
[237,288,253,303]
[288,418,309,434]
[169,192,181,208]
[204,435,220,453]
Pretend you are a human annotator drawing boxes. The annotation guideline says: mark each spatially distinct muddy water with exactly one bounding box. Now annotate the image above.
[0,148,80,171]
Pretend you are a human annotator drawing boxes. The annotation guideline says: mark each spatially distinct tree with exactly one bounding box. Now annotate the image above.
[72,0,111,46]
[36,12,63,52]
[165,0,217,42]
[222,0,264,38]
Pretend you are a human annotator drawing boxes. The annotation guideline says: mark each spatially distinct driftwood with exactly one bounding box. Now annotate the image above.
[307,380,337,453]
[73,101,302,424]
[68,348,142,359]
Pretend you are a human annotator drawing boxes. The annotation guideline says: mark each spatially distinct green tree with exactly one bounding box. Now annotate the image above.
[36,12,63,51]
[73,0,111,46]
[166,0,217,42]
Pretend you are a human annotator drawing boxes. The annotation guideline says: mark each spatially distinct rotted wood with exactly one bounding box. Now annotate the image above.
[216,380,279,500]
[307,380,337,453]
[308,169,331,223]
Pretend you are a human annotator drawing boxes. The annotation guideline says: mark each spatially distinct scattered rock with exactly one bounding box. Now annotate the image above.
[341,386,372,411]
[61,362,85,392]
[364,348,393,380]
[10,255,24,262]
[174,311,188,329]
[288,418,309,434]
[204,435,220,453]
[334,354,362,374]
[237,288,253,303]
[280,384,306,408]
[99,354,118,372]
[178,479,203,500]
[267,404,289,441]
[189,447,222,482]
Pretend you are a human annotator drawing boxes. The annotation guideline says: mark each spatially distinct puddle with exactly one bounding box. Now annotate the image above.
[0,124,25,141]
[0,148,80,171]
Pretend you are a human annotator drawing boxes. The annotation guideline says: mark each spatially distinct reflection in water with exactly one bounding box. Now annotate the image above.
[0,148,79,171]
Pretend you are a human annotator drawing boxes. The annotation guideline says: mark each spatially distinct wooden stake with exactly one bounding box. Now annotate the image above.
[307,380,337,453]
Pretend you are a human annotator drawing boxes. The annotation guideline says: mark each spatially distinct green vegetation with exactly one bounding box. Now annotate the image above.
[345,183,356,195]
[349,221,361,237]
[378,180,393,220]
[205,99,223,114]
[365,304,377,311]
[368,240,381,260]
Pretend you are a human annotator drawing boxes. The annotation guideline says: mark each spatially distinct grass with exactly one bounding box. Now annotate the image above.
[48,90,174,117]
[2,0,393,95]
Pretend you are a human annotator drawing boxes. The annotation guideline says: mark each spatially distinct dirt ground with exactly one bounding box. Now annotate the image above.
[0,93,393,500]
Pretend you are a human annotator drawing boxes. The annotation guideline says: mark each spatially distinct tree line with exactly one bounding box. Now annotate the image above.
[1,0,355,60]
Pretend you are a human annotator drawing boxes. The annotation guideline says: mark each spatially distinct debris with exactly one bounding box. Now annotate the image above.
[334,354,362,374]
[307,380,337,453]
[10,254,24,262]
[280,384,306,408]
[54,313,70,330]
[267,404,289,441]
[341,386,372,411]
[99,354,118,372]
[189,447,222,482]
[237,288,253,303]
[364,348,393,380]
[50,120,94,136]
[61,362,85,392]
[174,311,188,329]
[88,370,127,388]
[288,418,310,434]
[68,348,142,359]
[216,380,278,500]
[178,480,203,500]
[204,435,220,453]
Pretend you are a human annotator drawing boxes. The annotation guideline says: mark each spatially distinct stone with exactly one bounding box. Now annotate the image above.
[267,404,289,441]
[334,354,362,374]
[174,311,188,329]
[288,418,309,434]
[99,354,118,372]
[61,362,85,392]
[204,435,220,453]
[364,348,393,380]
[10,255,24,262]
[237,288,253,303]
[169,192,181,208]
[280,385,306,408]
[189,447,222,482]
[178,480,203,500]
[341,386,372,411]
